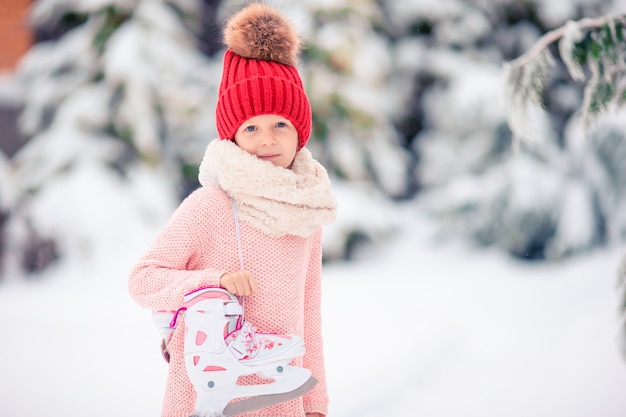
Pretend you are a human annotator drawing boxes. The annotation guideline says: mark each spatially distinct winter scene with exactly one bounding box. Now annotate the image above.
[1,0,626,416]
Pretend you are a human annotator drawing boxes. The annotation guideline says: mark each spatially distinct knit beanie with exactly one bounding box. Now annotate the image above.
[215,3,312,150]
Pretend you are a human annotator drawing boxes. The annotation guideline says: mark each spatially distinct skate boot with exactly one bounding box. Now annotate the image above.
[180,287,316,417]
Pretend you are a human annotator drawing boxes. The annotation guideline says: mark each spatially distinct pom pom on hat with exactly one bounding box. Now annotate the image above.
[216,3,312,150]
[224,3,301,66]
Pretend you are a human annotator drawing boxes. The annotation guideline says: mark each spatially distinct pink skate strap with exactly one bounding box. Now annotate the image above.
[169,306,187,328]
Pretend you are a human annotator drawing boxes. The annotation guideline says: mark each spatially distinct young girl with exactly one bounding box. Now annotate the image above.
[128,3,337,417]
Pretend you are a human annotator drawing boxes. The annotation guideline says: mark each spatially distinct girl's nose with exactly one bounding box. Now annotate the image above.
[260,131,277,146]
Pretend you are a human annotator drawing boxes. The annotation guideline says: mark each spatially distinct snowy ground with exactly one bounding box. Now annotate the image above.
[1,201,625,417]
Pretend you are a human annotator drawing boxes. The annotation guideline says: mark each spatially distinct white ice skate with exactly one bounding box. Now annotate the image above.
[157,287,316,417]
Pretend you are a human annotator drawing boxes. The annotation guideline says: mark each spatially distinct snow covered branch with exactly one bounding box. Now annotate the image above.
[503,13,626,143]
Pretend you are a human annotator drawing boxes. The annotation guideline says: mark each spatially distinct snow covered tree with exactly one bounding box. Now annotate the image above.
[501,13,626,353]
[415,5,626,261]
[300,1,414,198]
[504,13,626,142]
[1,0,221,278]
[501,12,626,256]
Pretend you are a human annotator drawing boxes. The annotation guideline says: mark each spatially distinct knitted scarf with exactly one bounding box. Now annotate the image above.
[198,139,337,237]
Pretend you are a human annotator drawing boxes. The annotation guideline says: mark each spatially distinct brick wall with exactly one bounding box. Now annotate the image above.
[0,0,33,71]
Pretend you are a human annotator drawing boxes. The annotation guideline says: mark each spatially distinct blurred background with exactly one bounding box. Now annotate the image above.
[1,0,626,416]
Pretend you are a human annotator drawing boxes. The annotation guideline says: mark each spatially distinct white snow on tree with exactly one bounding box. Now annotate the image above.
[300,0,413,198]
[504,13,626,142]
[413,3,626,260]
[499,13,626,257]
[1,0,219,278]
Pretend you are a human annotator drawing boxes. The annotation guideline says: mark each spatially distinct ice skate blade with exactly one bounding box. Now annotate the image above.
[223,376,317,417]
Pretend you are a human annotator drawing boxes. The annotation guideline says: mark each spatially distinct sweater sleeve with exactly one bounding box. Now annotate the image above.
[128,188,227,311]
[302,228,329,416]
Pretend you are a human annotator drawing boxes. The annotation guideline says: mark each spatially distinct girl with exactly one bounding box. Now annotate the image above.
[128,3,337,417]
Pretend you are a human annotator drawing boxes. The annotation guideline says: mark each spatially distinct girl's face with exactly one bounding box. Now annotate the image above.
[234,114,299,169]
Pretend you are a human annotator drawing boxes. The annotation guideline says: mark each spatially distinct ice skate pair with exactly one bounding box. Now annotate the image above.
[153,287,316,417]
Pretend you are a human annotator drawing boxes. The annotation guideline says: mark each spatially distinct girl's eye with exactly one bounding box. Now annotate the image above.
[244,125,256,132]
[276,121,287,128]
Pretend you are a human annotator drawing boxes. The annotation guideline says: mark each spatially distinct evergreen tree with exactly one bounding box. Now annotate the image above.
[1,0,220,277]
[503,12,626,356]
[504,13,626,142]
[416,7,626,261]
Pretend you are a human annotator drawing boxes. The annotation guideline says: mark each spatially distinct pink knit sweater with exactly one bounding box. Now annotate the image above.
[129,141,336,417]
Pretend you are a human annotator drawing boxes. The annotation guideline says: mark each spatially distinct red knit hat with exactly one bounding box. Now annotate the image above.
[215,4,312,150]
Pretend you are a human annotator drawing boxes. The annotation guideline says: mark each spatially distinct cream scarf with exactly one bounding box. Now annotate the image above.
[198,139,337,237]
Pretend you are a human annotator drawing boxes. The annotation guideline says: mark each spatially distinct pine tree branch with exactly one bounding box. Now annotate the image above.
[508,14,625,70]
[503,13,626,143]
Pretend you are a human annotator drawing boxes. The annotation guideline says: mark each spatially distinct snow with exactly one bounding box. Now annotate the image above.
[385,0,465,28]
[1,186,625,417]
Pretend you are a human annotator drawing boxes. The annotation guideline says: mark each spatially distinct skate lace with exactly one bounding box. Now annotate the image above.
[227,321,260,360]
[231,197,246,321]
[227,320,284,361]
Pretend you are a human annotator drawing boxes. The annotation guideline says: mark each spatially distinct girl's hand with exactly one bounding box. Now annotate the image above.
[305,413,322,417]
[219,270,258,296]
